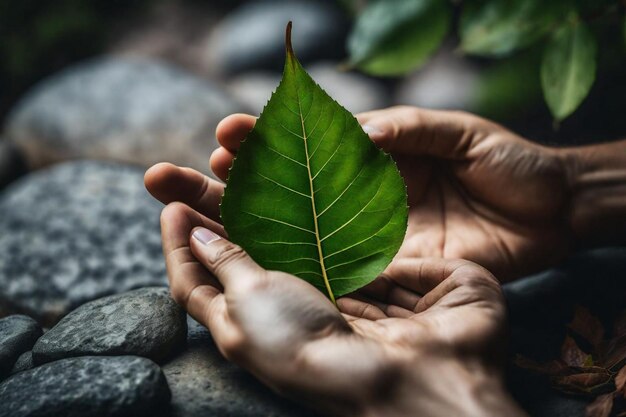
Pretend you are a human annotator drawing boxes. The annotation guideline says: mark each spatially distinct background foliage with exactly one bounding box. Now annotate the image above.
[344,0,626,122]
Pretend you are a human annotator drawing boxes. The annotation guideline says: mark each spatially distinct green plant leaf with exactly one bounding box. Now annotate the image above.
[541,20,597,121]
[460,0,566,57]
[346,0,450,76]
[221,23,408,302]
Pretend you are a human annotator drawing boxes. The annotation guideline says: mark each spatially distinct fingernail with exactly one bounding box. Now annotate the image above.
[192,227,221,245]
[361,124,383,137]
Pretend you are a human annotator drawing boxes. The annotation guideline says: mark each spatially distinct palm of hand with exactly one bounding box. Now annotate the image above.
[394,135,569,280]
[224,259,506,409]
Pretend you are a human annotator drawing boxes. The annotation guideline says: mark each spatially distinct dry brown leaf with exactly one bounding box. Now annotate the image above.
[600,334,626,371]
[570,306,605,349]
[553,370,614,395]
[562,334,592,367]
[616,366,626,394]
[614,311,626,337]
[586,393,614,417]
[514,355,571,376]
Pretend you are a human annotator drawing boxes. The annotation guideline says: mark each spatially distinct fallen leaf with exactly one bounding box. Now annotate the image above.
[616,366,626,394]
[569,306,605,349]
[600,334,626,372]
[586,393,613,417]
[514,355,571,376]
[562,334,593,367]
[553,370,614,396]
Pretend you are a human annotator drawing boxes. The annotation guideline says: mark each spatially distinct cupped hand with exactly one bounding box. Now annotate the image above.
[154,199,513,416]
[208,108,572,280]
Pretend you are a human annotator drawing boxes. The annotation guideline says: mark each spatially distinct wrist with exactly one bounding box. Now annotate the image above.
[557,141,626,247]
[358,355,526,417]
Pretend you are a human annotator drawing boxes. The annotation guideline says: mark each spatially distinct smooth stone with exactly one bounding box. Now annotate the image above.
[32,287,186,365]
[0,140,28,191]
[0,161,167,326]
[227,64,389,116]
[0,356,170,417]
[5,57,245,174]
[227,72,281,116]
[9,351,33,376]
[394,47,480,111]
[0,316,42,379]
[205,1,348,75]
[162,316,318,417]
[307,63,390,114]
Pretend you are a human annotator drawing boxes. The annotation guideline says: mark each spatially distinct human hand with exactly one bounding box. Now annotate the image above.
[209,108,573,281]
[154,197,524,417]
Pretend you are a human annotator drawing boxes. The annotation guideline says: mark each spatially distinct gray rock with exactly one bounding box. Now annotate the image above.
[0,161,167,326]
[9,351,33,375]
[0,140,28,191]
[205,1,348,75]
[32,287,186,365]
[0,316,42,379]
[227,72,281,116]
[394,47,480,111]
[307,63,389,114]
[5,57,244,174]
[0,356,170,417]
[162,316,317,417]
[228,64,389,116]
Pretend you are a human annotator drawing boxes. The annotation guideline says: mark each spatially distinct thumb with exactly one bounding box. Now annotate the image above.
[190,227,265,290]
[357,106,483,159]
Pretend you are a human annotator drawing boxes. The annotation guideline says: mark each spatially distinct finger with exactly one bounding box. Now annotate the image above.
[210,147,236,182]
[336,297,388,320]
[383,258,469,295]
[215,113,256,153]
[356,106,493,159]
[189,226,265,290]
[357,276,421,314]
[145,163,224,222]
[160,203,224,318]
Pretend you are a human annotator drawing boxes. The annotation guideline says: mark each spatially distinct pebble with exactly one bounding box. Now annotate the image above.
[0,356,170,417]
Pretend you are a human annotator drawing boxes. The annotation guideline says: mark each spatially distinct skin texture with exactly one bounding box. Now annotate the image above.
[208,108,572,281]
[144,106,626,416]
[149,197,522,416]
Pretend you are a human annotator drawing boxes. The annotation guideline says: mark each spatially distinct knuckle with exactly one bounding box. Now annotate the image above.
[219,331,248,361]
[207,243,247,272]
[170,284,188,307]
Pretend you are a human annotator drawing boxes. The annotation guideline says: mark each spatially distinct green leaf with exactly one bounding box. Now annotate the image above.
[541,21,597,121]
[460,0,566,57]
[347,0,450,76]
[221,23,408,302]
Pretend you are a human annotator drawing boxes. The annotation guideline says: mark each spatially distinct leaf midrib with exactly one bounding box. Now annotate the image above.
[296,89,336,305]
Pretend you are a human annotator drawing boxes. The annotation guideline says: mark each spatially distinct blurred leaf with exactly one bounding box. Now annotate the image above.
[473,47,543,120]
[586,393,614,417]
[541,20,597,121]
[569,306,605,350]
[616,367,626,393]
[514,355,571,375]
[553,370,614,396]
[347,0,450,76]
[562,335,593,367]
[460,0,567,57]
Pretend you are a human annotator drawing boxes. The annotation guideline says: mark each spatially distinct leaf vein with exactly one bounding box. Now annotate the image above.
[243,211,315,234]
[256,172,311,198]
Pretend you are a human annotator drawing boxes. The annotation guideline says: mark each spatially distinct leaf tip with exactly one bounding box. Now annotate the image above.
[285,21,294,57]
